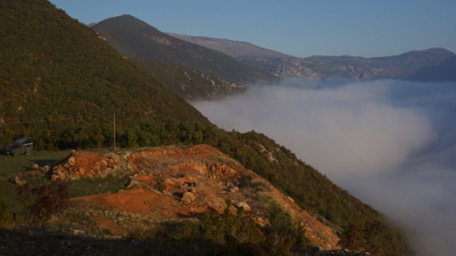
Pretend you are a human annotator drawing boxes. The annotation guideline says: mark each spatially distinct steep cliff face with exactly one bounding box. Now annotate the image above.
[54,145,340,249]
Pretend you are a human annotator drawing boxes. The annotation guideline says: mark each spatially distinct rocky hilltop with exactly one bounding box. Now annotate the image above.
[49,145,340,250]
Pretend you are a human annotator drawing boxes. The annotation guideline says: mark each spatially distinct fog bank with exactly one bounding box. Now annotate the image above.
[192,78,456,255]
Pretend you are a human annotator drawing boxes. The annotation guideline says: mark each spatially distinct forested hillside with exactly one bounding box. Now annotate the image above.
[0,0,210,149]
[0,1,412,255]
[132,60,246,100]
[92,15,274,84]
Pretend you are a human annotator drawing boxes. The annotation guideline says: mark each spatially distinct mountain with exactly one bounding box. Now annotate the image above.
[409,55,456,82]
[92,15,274,84]
[132,60,246,100]
[168,33,290,59]
[0,0,210,141]
[0,1,412,255]
[172,34,455,81]
[302,48,455,80]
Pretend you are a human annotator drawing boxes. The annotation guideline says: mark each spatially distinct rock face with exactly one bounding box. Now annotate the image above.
[170,34,455,81]
[67,145,340,249]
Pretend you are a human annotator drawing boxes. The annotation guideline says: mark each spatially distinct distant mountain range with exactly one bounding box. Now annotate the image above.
[91,15,455,102]
[170,34,456,82]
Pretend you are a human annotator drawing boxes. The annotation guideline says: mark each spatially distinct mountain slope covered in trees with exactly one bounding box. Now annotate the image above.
[0,1,412,255]
[92,15,274,84]
[132,60,246,100]
[0,0,211,149]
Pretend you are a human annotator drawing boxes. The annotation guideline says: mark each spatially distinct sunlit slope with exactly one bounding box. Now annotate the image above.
[0,0,210,146]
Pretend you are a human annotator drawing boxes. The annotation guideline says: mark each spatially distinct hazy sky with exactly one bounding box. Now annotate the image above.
[48,0,456,58]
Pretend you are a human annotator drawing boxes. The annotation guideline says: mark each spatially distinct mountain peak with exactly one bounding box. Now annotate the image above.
[96,14,161,32]
[93,15,274,83]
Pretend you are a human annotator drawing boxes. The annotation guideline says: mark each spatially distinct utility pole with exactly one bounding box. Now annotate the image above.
[113,111,116,151]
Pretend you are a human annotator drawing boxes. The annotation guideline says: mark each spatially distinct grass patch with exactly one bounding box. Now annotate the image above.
[69,175,130,197]
[0,150,70,177]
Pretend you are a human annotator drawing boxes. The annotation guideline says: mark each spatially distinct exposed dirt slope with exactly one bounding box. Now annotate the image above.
[56,145,340,249]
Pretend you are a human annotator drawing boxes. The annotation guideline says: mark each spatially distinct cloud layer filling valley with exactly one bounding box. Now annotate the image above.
[193,78,456,256]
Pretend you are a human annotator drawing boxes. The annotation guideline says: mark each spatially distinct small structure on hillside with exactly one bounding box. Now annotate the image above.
[2,137,34,156]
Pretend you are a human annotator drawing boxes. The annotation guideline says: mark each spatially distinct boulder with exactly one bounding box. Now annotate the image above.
[236,202,251,212]
[229,186,239,193]
[9,176,27,186]
[181,191,196,205]
[67,156,76,166]
[42,165,50,173]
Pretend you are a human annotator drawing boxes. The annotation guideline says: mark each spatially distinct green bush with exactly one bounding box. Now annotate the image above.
[17,181,70,222]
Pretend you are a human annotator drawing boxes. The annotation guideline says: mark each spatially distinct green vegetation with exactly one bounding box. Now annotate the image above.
[92,15,274,84]
[0,151,69,177]
[68,175,130,197]
[0,1,412,255]
[0,0,210,150]
[133,60,246,100]
[217,131,413,255]
[17,181,70,221]
[132,203,307,256]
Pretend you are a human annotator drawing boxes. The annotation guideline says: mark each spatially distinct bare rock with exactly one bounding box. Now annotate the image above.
[9,176,27,186]
[229,186,239,193]
[78,168,86,175]
[256,217,269,227]
[31,164,40,170]
[68,156,76,166]
[236,202,251,212]
[126,178,141,189]
[181,191,196,205]
[42,165,50,173]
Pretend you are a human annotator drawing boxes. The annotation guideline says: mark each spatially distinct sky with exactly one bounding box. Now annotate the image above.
[193,79,456,255]
[48,0,456,58]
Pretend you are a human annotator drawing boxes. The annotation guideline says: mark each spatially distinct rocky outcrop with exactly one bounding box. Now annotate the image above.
[63,145,340,249]
[48,151,121,181]
[171,33,455,81]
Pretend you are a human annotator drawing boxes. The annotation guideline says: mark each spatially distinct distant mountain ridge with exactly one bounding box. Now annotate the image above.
[92,15,274,85]
[409,55,456,82]
[171,34,455,82]
[168,33,290,59]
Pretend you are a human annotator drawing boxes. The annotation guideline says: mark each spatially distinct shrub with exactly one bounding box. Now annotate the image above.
[264,200,309,256]
[17,181,70,221]
[0,199,15,228]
